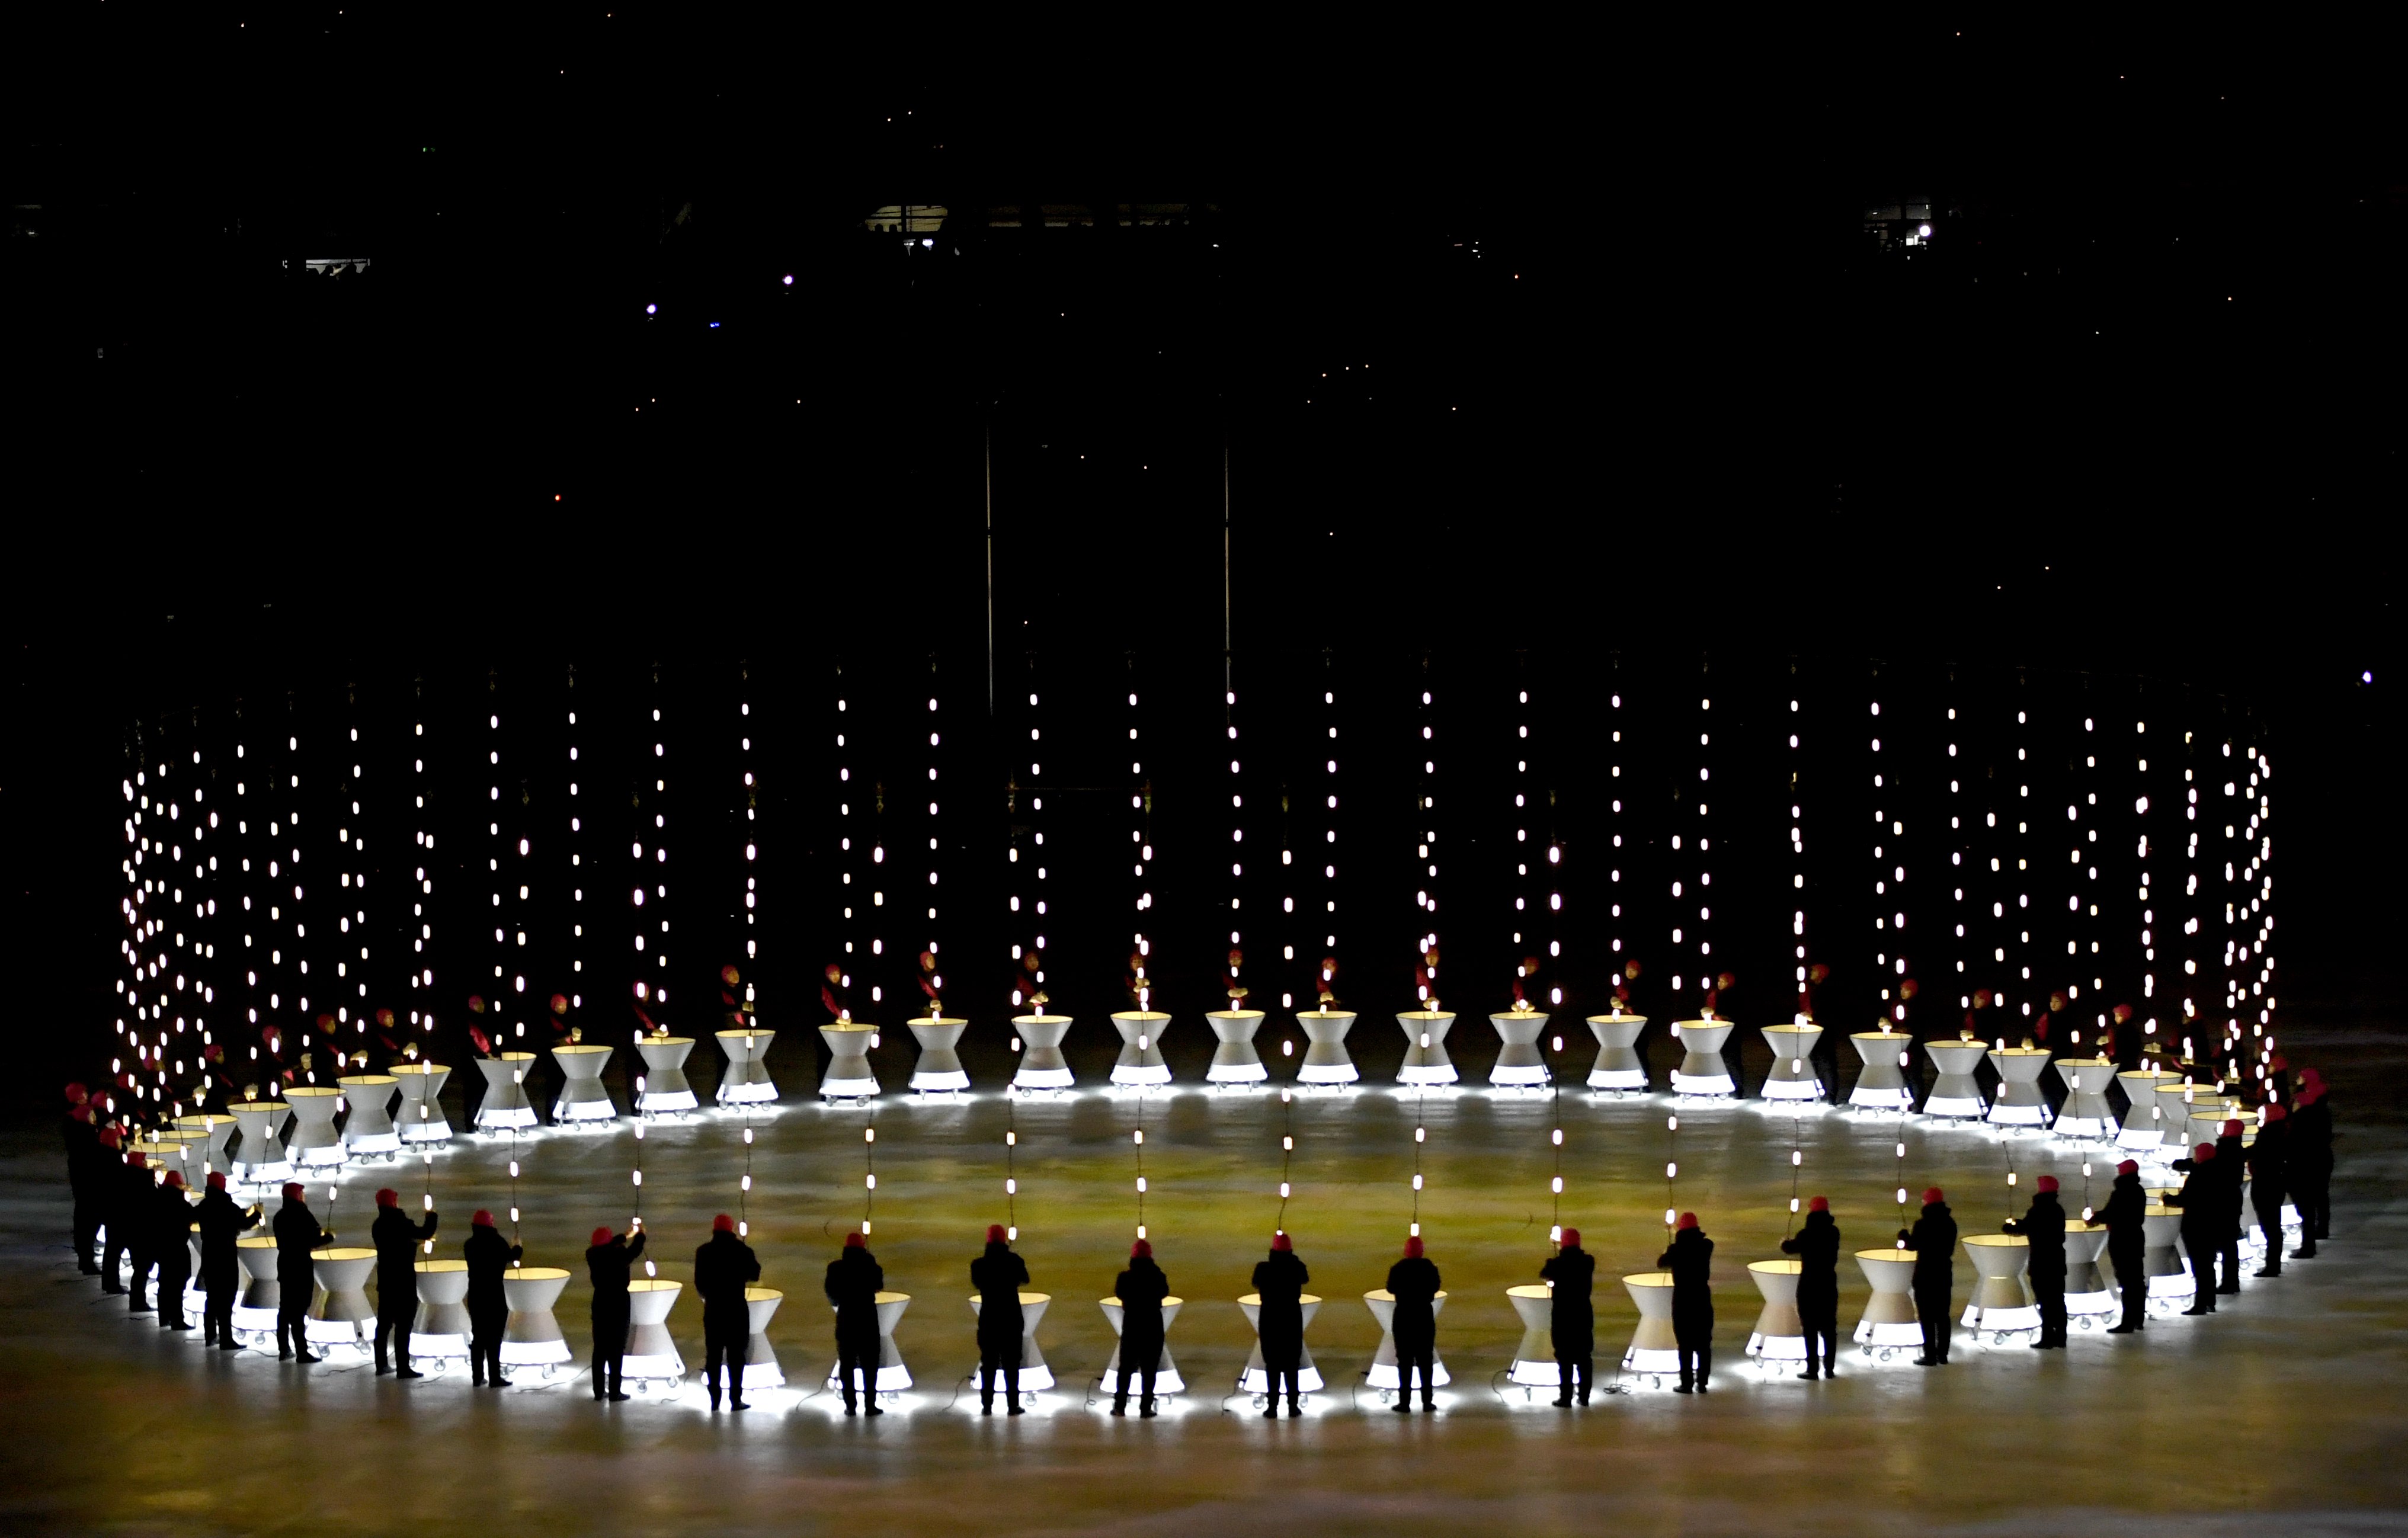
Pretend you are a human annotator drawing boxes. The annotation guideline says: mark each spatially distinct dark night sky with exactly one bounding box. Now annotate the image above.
[4,11,2399,1110]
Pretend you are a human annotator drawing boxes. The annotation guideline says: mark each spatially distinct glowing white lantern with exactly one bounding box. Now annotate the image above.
[1853,1248,1922,1361]
[473,1053,540,1130]
[1486,1010,1549,1087]
[635,1036,698,1114]
[1293,1008,1359,1085]
[283,1087,346,1167]
[818,1023,879,1100]
[1109,1011,1173,1087]
[337,1075,401,1154]
[906,1016,969,1094]
[1204,1009,1267,1085]
[499,1267,574,1372]
[1669,1020,1735,1097]
[1584,1012,1649,1091]
[1746,1259,1809,1366]
[1847,1031,1912,1110]
[1958,1234,2038,1341]
[550,1043,616,1122]
[1759,1024,1824,1101]
[1009,1015,1075,1092]
[1922,1041,1989,1119]
[393,1062,453,1143]
[1395,1010,1458,1085]
[304,1247,377,1350]
[1986,1046,2053,1126]
[715,1027,778,1104]
[1618,1273,1680,1386]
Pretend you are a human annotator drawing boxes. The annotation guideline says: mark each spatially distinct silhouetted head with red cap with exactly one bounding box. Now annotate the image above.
[1270,1231,1292,1252]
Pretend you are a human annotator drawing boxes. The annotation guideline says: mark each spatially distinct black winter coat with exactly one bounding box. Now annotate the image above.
[1658,1228,1715,1321]
[1113,1256,1170,1355]
[2002,1193,2067,1287]
[153,1186,196,1278]
[1901,1203,1956,1295]
[972,1242,1031,1351]
[2246,1123,2289,1208]
[587,1232,645,1313]
[824,1247,885,1342]
[2099,1174,2148,1261]
[1781,1211,1842,1309]
[462,1224,523,1312]
[372,1206,438,1304]
[1385,1255,1443,1345]
[693,1231,760,1324]
[1539,1246,1596,1342]
[193,1188,258,1272]
[1251,1249,1309,1356]
[2168,1163,2223,1236]
[272,1199,331,1286]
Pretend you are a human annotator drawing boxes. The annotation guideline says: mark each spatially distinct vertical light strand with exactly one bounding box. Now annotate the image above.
[2247,745,2276,1063]
[488,688,508,1038]
[1609,682,1625,958]
[837,669,857,1015]
[862,1114,877,1236]
[648,680,671,1010]
[1947,697,1967,1008]
[341,707,366,1047]
[1318,667,1339,993]
[2135,712,2158,1068]
[1409,1087,1427,1239]
[1225,679,1242,954]
[412,707,433,1043]
[1003,1095,1020,1241]
[2179,726,2202,1069]
[2075,713,2100,1057]
[1789,692,1811,1022]
[1870,691,1915,1031]
[920,669,937,1010]
[564,673,583,1015]
[1690,686,1713,1013]
[2218,736,2239,1060]
[2013,701,2034,1030]
[1413,676,1439,1016]
[740,684,758,963]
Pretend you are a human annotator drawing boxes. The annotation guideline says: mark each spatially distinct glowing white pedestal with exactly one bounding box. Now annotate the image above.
[500,1267,574,1372]
[338,1076,401,1155]
[2064,1222,2116,1327]
[412,1260,472,1362]
[1396,1011,1458,1086]
[393,1063,453,1143]
[743,1286,787,1388]
[1488,1010,1550,1087]
[1959,1235,2038,1341]
[2153,1081,2218,1154]
[1987,1047,2054,1126]
[305,1247,378,1350]
[823,1290,915,1396]
[152,1130,211,1191]
[906,1017,969,1093]
[2187,1111,2244,1161]
[184,1223,209,1325]
[1096,1296,1186,1395]
[174,1113,238,1177]
[1205,1011,1267,1085]
[818,1023,879,1100]
[715,1028,778,1104]
[1670,1021,1735,1097]
[284,1088,346,1168]
[1923,1042,1989,1119]
[1506,1284,1559,1388]
[1619,1273,1680,1385]
[551,1044,617,1122]
[233,1235,282,1340]
[1586,1012,1649,1091]
[2051,1059,2119,1138]
[1238,1292,1325,1395]
[1109,1012,1173,1087]
[969,1291,1053,1391]
[2114,1069,2179,1150]
[230,1101,293,1183]
[474,1054,540,1130]
[622,1278,685,1385]
[1760,1025,1825,1101]
[1853,1249,1922,1361]
[2141,1206,2195,1315]
[1364,1288,1451,1391]
[1849,1031,1913,1110]
[1746,1259,1809,1366]
[1295,1011,1359,1085]
[635,1037,698,1113]
[1010,1016,1075,1092]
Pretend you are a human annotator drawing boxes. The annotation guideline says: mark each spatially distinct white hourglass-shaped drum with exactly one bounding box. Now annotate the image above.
[1294,1010,1360,1085]
[716,1028,779,1104]
[1853,1249,1922,1360]
[818,1024,879,1100]
[1923,1042,1989,1119]
[551,1043,617,1122]
[1987,1047,2054,1126]
[1488,1010,1550,1087]
[1363,1289,1451,1390]
[2052,1058,2120,1137]
[233,1235,283,1338]
[2141,1206,2194,1313]
[1506,1285,1558,1388]
[1760,1024,1824,1101]
[906,1017,969,1093]
[1205,1010,1267,1085]
[1586,1012,1648,1091]
[1096,1296,1185,1393]
[1959,1235,2037,1340]
[2114,1069,2179,1150]
[1010,1016,1075,1091]
[636,1037,698,1113]
[392,1063,453,1143]
[284,1087,346,1168]
[2153,1081,2217,1155]
[1396,1011,1458,1085]
[1109,1012,1173,1087]
[969,1291,1053,1390]
[412,1260,472,1361]
[1670,1021,1735,1097]
[2064,1221,2115,1325]
[1746,1259,1809,1365]
[174,1113,238,1177]
[338,1076,401,1155]
[743,1286,787,1387]
[1238,1292,1325,1394]
[859,1291,914,1391]
[500,1267,574,1372]
[1849,1031,1913,1109]
[622,1279,685,1385]
[1619,1273,1680,1384]
[231,1100,293,1183]
[475,1054,540,1130]
[306,1247,379,1349]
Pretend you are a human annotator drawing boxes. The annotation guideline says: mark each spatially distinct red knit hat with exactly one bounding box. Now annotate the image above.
[283,1182,305,1201]
[2223,1120,2243,1137]
[162,1170,185,1189]
[712,1213,735,1233]
[2195,1143,2217,1161]
[97,1126,123,1149]
[1270,1232,1292,1252]
[375,1188,399,1208]
[2268,1056,2288,1072]
[2036,1176,2058,1193]
[65,1082,89,1103]
[1677,1212,1699,1231]
[987,1224,1008,1244]
[591,1226,614,1248]
[1559,1228,1582,1247]
[1404,1235,1425,1258]
[129,1150,149,1167]
[207,1172,226,1190]
[1922,1188,1945,1206]
[2299,1068,2323,1085]
[2262,1103,2287,1123]
[472,1209,495,1227]
[844,1232,866,1249]
[2117,1159,2139,1175]
[1131,1239,1152,1259]
[1807,1197,1829,1213]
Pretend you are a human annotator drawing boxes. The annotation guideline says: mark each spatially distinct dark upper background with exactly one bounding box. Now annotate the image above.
[4,9,2399,1113]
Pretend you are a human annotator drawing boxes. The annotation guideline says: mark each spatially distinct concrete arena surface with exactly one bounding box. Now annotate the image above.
[3,1024,2402,1537]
